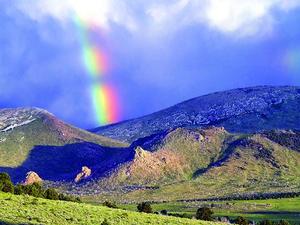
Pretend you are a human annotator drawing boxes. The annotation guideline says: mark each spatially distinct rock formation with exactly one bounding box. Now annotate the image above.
[74,166,92,183]
[23,171,42,185]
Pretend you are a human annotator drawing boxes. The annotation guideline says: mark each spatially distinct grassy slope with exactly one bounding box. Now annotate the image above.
[0,192,219,225]
[95,127,228,187]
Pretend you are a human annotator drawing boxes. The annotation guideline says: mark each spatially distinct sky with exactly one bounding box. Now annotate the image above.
[0,0,300,128]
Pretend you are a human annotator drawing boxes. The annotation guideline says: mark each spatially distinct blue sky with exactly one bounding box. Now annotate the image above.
[0,0,300,128]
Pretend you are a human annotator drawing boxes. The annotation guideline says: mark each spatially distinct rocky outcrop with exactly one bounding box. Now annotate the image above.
[74,166,92,183]
[23,171,42,185]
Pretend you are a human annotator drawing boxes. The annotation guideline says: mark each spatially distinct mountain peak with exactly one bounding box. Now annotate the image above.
[0,107,53,132]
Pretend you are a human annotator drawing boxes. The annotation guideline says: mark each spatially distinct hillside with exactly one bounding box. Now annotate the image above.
[0,107,128,182]
[92,86,300,142]
[0,192,218,225]
[67,127,300,203]
[0,102,299,203]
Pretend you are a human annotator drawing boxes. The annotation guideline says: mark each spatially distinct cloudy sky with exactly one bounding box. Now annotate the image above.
[1,0,300,128]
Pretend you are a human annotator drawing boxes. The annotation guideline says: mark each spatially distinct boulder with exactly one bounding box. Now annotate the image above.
[74,166,92,183]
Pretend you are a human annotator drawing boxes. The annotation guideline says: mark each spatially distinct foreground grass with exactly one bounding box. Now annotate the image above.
[120,197,300,224]
[0,192,219,225]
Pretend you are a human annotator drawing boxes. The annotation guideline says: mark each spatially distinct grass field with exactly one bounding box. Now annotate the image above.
[119,198,300,224]
[0,192,220,225]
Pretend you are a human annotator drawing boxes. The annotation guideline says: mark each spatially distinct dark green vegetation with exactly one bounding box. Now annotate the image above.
[0,192,220,225]
[196,208,214,221]
[137,202,153,213]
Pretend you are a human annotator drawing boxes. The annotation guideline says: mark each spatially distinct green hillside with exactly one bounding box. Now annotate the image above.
[81,128,300,203]
[0,192,219,225]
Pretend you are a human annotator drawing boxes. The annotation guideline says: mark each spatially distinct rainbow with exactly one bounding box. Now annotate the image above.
[74,16,119,125]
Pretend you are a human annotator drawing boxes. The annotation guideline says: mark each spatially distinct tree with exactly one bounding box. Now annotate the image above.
[160,209,168,215]
[22,183,43,197]
[137,202,152,213]
[14,184,24,195]
[0,172,11,181]
[234,216,249,225]
[44,188,59,200]
[103,201,117,208]
[195,207,214,221]
[0,172,14,193]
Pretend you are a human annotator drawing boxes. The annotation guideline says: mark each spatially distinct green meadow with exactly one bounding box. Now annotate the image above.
[120,197,300,224]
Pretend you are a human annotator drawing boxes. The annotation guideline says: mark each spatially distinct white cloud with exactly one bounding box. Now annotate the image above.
[201,0,300,36]
[16,0,138,31]
[15,0,300,37]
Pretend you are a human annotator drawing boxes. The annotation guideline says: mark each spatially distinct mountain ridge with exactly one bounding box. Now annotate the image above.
[92,85,300,142]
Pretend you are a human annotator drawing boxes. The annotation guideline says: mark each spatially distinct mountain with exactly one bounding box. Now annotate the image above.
[0,107,129,182]
[92,86,300,143]
[1,85,300,203]
[66,127,300,203]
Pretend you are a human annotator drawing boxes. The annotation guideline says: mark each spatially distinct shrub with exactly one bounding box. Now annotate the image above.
[1,180,14,193]
[137,202,152,213]
[195,207,214,221]
[234,216,249,225]
[0,173,14,194]
[160,209,168,215]
[44,188,59,200]
[103,201,117,208]
[14,184,24,195]
[22,183,43,197]
[0,172,11,182]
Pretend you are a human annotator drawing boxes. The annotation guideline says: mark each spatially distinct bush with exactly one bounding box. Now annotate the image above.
[0,173,14,193]
[44,188,59,200]
[22,183,43,197]
[137,202,152,213]
[0,172,11,182]
[234,216,249,225]
[103,201,117,208]
[195,207,214,221]
[160,209,168,215]
[58,193,80,202]
[14,184,24,195]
